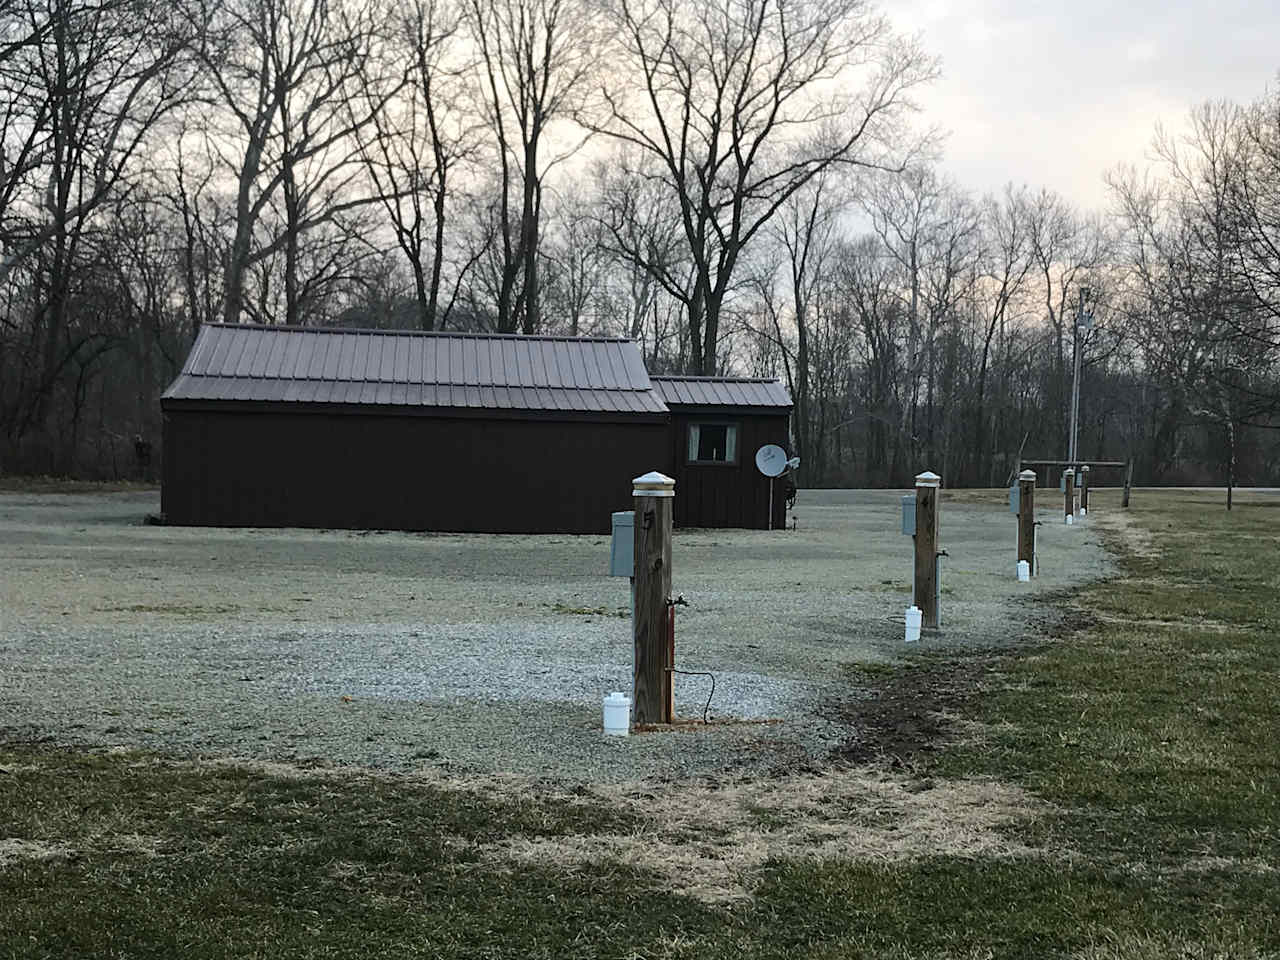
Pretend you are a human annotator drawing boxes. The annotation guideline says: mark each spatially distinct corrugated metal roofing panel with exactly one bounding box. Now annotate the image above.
[650,376,792,409]
[471,335,488,386]
[203,328,233,376]
[163,324,672,415]
[227,328,253,378]
[263,329,288,378]
[566,342,589,389]
[394,339,410,383]
[512,337,533,388]
[532,338,554,388]
[184,327,213,376]
[371,336,390,381]
[246,331,270,378]
[290,331,313,379]
[497,338,518,387]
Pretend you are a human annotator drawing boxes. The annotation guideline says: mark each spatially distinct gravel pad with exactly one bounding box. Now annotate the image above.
[1,488,1111,781]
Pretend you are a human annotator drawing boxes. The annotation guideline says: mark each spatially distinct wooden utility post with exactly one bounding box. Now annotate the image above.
[1063,468,1075,523]
[632,471,674,726]
[1017,469,1036,573]
[913,471,941,632]
[1123,459,1133,508]
[1079,464,1090,515]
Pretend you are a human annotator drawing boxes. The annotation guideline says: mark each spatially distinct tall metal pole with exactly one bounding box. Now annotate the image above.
[1068,287,1087,465]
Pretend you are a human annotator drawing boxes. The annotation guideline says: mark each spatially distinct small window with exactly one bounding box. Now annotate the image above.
[687,423,738,464]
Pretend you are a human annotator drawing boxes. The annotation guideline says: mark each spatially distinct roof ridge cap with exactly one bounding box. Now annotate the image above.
[180,370,661,392]
[651,374,780,382]
[202,322,634,345]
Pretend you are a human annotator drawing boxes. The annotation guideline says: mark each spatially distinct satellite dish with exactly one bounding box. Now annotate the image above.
[755,444,788,478]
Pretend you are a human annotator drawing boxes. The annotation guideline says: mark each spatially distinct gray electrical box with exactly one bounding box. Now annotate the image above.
[1059,473,1067,493]
[901,494,916,536]
[1009,485,1019,515]
[609,511,634,577]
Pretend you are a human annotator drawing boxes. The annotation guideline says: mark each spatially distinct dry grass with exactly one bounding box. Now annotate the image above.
[483,766,1046,903]
[138,754,1047,904]
[1089,508,1159,559]
[0,837,71,867]
[1071,929,1275,960]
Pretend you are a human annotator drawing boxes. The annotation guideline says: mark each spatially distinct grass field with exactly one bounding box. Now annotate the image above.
[3,489,1278,958]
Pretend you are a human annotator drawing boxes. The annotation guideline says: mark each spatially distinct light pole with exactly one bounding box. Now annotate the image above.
[1068,287,1092,465]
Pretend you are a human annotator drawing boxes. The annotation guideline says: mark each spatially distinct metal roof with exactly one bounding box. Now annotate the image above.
[162,324,669,416]
[650,376,792,410]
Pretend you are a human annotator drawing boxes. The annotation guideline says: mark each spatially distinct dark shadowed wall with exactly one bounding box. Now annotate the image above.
[665,411,791,530]
[162,406,669,534]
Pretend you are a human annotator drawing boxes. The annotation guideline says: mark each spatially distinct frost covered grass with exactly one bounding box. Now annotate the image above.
[5,486,1277,956]
[0,486,1105,779]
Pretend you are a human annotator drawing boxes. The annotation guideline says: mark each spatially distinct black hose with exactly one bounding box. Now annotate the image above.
[670,668,716,723]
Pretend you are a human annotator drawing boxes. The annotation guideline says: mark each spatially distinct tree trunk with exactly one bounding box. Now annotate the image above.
[520,139,540,335]
[1226,415,1235,511]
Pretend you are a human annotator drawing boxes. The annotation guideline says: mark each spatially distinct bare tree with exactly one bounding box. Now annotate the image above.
[589,0,934,374]
[1231,86,1280,364]
[831,234,909,483]
[1025,188,1110,454]
[541,191,610,336]
[971,185,1035,482]
[760,169,847,475]
[1111,103,1265,506]
[862,166,964,468]
[194,0,399,326]
[591,151,687,344]
[354,0,476,330]
[464,0,598,334]
[0,0,194,458]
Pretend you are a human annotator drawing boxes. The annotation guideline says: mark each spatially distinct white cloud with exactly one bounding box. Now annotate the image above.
[888,0,1279,210]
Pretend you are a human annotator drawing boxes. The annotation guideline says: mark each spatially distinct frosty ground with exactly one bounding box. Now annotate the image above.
[0,486,1109,781]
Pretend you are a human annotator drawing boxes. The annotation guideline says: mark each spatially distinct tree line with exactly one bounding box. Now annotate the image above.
[0,0,1276,495]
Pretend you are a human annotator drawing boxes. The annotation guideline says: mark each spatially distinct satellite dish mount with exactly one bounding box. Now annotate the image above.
[755,444,789,530]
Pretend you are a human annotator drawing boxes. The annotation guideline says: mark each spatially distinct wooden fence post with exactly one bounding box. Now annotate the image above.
[914,471,941,631]
[1063,468,1075,524]
[1123,459,1133,509]
[1018,469,1037,574]
[1079,464,1090,515]
[632,471,674,726]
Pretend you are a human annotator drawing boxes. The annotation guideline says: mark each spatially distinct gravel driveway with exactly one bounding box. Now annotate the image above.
[0,486,1111,781]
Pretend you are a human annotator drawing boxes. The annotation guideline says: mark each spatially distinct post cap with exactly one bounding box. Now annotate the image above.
[1081,464,1090,472]
[1018,469,1037,481]
[914,470,941,488]
[1064,467,1075,475]
[633,471,675,497]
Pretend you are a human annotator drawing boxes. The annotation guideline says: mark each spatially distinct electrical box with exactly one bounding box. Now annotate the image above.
[609,511,634,577]
[1009,485,1020,515]
[901,494,916,536]
[1059,473,1067,493]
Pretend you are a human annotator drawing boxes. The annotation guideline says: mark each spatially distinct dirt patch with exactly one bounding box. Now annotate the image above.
[484,765,1046,903]
[826,657,990,767]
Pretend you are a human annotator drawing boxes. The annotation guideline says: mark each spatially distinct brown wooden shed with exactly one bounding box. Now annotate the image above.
[160,324,793,533]
[650,376,794,530]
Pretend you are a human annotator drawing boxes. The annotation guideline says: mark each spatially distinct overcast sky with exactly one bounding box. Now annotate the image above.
[892,0,1278,212]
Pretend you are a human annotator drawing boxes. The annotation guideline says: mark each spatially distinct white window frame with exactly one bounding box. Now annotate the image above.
[687,422,739,465]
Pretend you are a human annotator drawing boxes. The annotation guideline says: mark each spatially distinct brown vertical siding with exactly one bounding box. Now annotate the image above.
[162,409,669,534]
[667,411,790,529]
